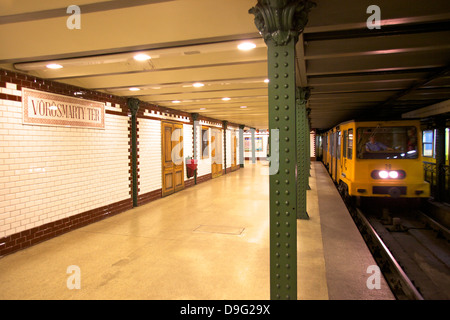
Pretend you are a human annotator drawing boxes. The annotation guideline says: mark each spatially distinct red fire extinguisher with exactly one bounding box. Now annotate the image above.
[186,157,198,179]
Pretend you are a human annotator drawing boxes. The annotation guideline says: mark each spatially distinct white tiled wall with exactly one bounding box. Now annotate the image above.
[244,132,269,159]
[226,129,232,168]
[183,124,193,181]
[0,97,130,238]
[138,118,162,195]
[236,129,241,166]
[196,126,211,177]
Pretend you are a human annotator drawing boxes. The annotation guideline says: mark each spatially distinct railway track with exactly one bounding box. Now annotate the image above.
[342,196,450,300]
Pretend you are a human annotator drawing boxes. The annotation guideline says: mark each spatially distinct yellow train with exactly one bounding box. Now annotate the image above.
[321,119,430,199]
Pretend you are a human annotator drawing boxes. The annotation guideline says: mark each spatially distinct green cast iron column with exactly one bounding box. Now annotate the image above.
[223,121,228,173]
[239,125,245,167]
[192,113,199,184]
[296,87,310,219]
[128,98,140,207]
[250,0,315,300]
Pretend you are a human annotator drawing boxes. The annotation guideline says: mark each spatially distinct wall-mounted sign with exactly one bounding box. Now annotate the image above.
[22,88,105,129]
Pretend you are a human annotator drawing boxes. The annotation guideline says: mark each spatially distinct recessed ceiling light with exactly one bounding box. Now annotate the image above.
[46,63,63,69]
[172,100,181,104]
[238,42,256,51]
[240,106,248,109]
[193,82,204,88]
[264,79,270,83]
[222,97,231,101]
[133,53,151,61]
[129,87,140,91]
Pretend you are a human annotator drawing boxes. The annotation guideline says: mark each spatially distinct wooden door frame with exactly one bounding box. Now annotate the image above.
[161,121,185,197]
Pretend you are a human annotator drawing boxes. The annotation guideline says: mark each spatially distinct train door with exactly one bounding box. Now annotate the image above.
[332,129,341,181]
[342,128,353,176]
[325,133,329,169]
[335,129,341,182]
[162,121,184,197]
[328,132,333,175]
[211,128,223,178]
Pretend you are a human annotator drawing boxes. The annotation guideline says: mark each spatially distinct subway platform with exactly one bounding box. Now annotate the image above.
[0,161,394,300]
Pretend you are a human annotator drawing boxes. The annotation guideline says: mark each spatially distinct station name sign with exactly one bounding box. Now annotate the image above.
[22,88,105,129]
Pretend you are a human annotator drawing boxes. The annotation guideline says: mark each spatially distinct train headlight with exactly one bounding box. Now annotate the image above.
[371,170,406,179]
[378,170,389,179]
[389,171,399,179]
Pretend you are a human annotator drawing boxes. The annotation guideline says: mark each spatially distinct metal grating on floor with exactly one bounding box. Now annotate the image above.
[193,225,245,235]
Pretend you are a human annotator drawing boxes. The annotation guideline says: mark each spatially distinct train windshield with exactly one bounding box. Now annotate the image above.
[356,126,418,159]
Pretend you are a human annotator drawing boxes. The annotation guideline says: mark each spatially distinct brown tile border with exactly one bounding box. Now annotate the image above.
[196,173,212,184]
[0,198,133,258]
[137,189,162,206]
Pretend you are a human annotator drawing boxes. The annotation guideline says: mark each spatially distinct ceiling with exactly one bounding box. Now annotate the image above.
[0,0,449,130]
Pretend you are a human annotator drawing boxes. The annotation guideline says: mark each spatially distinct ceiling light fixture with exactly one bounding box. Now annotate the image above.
[222,97,231,101]
[172,100,181,104]
[238,42,256,51]
[240,106,248,109]
[133,53,151,61]
[264,79,270,83]
[129,87,140,91]
[193,82,204,88]
[46,63,63,69]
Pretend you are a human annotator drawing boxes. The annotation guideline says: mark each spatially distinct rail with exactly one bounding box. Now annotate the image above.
[352,208,424,300]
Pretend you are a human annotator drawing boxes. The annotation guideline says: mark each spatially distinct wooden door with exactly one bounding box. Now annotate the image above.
[162,122,184,197]
[211,128,223,178]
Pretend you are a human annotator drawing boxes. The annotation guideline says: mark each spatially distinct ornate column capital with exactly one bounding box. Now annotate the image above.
[296,86,311,104]
[127,98,140,116]
[249,0,316,46]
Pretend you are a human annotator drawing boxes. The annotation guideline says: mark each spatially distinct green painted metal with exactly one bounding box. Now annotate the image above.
[127,98,140,207]
[250,0,315,300]
[296,87,310,220]
[223,121,228,172]
[306,109,311,188]
[192,113,199,184]
[239,125,245,167]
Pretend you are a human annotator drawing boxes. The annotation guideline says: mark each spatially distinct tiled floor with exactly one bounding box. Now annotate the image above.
[0,161,394,300]
[0,163,271,300]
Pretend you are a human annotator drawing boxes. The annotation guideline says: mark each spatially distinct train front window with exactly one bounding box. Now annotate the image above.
[356,126,418,159]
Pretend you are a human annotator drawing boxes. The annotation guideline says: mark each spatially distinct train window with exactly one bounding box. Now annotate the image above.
[348,129,353,159]
[422,130,434,157]
[337,131,341,159]
[343,131,347,158]
[356,126,418,159]
[331,133,335,156]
